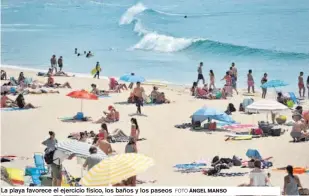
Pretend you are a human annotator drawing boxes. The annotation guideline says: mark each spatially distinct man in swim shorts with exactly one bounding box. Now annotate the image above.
[298,72,305,97]
[197,62,205,85]
[58,56,63,71]
[50,55,57,73]
[231,62,237,81]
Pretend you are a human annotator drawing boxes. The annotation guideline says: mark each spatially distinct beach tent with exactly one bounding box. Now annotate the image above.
[56,140,107,159]
[192,106,235,123]
[246,99,288,113]
[120,74,145,83]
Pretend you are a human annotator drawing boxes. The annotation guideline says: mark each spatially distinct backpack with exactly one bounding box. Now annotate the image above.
[44,149,56,165]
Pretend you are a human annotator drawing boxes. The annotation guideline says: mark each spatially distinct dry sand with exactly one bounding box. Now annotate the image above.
[1,67,308,188]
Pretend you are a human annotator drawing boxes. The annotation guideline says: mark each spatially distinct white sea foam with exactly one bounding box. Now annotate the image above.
[119,2,147,25]
[133,32,203,52]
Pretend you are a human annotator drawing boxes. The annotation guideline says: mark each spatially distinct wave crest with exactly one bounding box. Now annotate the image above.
[119,3,147,25]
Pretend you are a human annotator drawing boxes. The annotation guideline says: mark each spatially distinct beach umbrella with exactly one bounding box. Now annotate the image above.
[192,106,235,123]
[80,153,154,186]
[120,74,145,83]
[56,140,107,159]
[246,99,288,113]
[261,80,288,89]
[66,90,98,112]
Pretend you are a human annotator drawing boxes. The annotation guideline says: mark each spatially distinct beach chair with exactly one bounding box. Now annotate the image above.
[33,153,48,175]
[288,92,299,105]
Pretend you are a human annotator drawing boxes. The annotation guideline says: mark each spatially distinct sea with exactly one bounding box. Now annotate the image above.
[1,0,309,90]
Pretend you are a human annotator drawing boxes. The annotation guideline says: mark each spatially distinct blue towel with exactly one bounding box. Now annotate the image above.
[99,95,110,98]
[1,107,29,111]
[246,149,262,160]
[174,163,207,169]
[34,154,47,174]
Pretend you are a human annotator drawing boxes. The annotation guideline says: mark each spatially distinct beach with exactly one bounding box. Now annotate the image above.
[1,67,308,188]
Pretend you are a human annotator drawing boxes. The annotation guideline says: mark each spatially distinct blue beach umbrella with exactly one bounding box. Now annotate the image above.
[261,80,288,89]
[120,74,145,83]
[191,106,235,123]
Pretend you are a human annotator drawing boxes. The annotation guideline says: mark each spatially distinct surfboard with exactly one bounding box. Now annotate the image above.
[91,66,101,75]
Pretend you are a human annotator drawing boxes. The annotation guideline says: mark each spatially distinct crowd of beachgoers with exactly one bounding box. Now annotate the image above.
[1,54,309,194]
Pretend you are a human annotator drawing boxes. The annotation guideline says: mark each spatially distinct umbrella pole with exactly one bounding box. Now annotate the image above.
[81,99,83,113]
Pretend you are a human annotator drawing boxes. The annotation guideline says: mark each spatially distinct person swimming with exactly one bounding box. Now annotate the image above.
[184,15,187,18]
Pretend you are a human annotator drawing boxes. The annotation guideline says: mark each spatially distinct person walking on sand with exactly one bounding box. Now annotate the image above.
[283,165,302,195]
[42,131,58,152]
[50,55,57,73]
[231,62,237,81]
[209,70,215,89]
[230,67,238,95]
[298,72,305,97]
[261,73,268,98]
[133,82,144,115]
[93,62,101,79]
[58,56,63,71]
[247,70,255,93]
[197,62,205,85]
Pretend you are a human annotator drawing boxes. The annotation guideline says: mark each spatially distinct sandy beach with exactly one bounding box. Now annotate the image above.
[1,67,308,189]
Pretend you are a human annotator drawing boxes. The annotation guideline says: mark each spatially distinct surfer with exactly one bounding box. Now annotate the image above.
[93,62,101,79]
[86,51,93,58]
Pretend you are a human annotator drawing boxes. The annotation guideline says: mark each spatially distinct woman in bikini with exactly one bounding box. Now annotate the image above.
[209,70,215,89]
[261,73,268,99]
[130,118,140,141]
[0,91,16,108]
[93,106,119,124]
[15,94,36,109]
[90,84,109,96]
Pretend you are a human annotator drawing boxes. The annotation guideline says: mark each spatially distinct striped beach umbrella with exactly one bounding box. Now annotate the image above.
[80,153,154,186]
[56,140,107,159]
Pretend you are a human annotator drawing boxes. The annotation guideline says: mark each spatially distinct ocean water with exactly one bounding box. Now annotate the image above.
[1,0,309,89]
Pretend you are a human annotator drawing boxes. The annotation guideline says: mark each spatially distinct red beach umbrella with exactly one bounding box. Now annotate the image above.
[66,90,98,112]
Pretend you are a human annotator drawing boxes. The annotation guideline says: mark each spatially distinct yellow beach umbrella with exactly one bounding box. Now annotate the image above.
[80,153,154,186]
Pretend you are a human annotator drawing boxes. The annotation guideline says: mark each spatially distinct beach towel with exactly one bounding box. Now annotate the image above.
[59,116,92,122]
[99,95,110,98]
[1,107,30,111]
[33,153,48,175]
[6,168,24,185]
[109,129,146,143]
[174,163,207,169]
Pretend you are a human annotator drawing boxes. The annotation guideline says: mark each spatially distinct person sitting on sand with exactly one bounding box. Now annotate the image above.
[150,86,160,103]
[97,137,113,155]
[239,160,269,186]
[0,91,16,108]
[125,136,138,153]
[15,94,36,109]
[130,118,140,141]
[290,113,309,142]
[98,123,109,140]
[283,165,303,195]
[277,92,288,105]
[79,132,88,142]
[1,70,7,80]
[44,75,71,88]
[94,106,119,123]
[156,92,170,104]
[190,82,198,96]
[109,78,127,92]
[90,84,109,96]
[17,72,25,85]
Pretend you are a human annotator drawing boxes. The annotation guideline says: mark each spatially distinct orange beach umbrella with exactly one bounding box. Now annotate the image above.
[66,90,98,112]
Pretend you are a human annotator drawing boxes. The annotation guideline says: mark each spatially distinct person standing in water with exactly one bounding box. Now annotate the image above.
[307,76,309,99]
[283,165,302,195]
[209,70,215,89]
[230,67,238,95]
[298,72,305,97]
[247,70,255,93]
[50,55,57,73]
[197,62,205,85]
[74,48,77,54]
[93,62,101,79]
[57,56,63,71]
[261,73,268,98]
[133,82,144,115]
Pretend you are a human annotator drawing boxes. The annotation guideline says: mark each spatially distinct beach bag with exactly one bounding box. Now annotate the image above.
[232,156,242,166]
[44,149,56,165]
[270,128,281,136]
[251,128,263,135]
[193,121,201,129]
[208,122,217,130]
